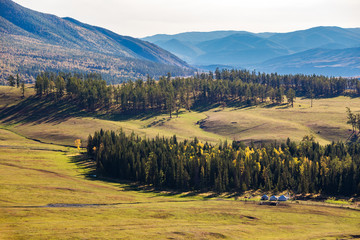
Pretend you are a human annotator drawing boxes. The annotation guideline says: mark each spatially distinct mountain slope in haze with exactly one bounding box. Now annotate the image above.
[143,31,249,44]
[0,0,193,83]
[151,39,203,63]
[143,27,360,76]
[194,33,289,65]
[268,26,360,52]
[257,47,360,76]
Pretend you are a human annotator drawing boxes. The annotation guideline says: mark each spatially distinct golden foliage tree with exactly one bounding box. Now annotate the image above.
[74,139,81,151]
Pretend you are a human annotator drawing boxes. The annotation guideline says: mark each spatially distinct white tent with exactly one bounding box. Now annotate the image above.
[269,195,278,201]
[278,195,287,201]
[261,195,269,200]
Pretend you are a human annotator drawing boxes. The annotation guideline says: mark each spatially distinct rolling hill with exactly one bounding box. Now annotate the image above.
[143,30,247,44]
[143,27,360,76]
[268,26,360,52]
[194,33,290,65]
[259,47,360,76]
[0,0,193,83]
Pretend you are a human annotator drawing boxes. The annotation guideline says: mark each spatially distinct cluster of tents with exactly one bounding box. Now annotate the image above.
[261,195,288,201]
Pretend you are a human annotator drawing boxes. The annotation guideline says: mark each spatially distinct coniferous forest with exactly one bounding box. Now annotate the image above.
[87,130,360,195]
[31,69,360,114]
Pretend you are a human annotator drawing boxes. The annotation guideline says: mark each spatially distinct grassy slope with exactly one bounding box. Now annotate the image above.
[1,86,359,147]
[201,97,360,145]
[0,86,226,146]
[1,127,360,239]
[1,86,360,239]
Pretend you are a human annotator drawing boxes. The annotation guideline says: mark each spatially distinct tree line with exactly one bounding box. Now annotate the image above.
[87,130,360,195]
[32,70,359,114]
[210,68,359,98]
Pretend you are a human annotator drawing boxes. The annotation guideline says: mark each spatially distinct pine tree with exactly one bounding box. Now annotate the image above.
[7,75,15,87]
[16,74,20,88]
[286,88,296,107]
[346,107,356,133]
[20,81,25,98]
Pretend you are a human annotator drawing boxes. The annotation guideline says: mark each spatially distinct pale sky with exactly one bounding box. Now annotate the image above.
[12,0,360,38]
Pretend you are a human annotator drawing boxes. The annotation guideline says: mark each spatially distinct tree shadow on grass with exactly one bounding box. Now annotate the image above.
[100,109,164,122]
[69,154,154,190]
[0,95,91,125]
[191,102,221,112]
[69,153,242,200]
[0,94,168,126]
[192,101,284,112]
[262,102,286,109]
[69,154,97,178]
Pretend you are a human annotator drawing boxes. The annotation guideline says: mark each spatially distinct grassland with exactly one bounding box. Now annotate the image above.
[1,86,359,147]
[1,86,360,239]
[1,127,360,239]
[199,96,360,145]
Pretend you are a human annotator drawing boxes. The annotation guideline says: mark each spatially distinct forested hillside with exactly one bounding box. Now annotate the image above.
[0,0,193,83]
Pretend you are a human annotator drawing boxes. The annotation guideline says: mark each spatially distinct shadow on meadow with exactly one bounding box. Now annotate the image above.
[0,95,90,124]
[69,154,243,200]
[0,94,167,125]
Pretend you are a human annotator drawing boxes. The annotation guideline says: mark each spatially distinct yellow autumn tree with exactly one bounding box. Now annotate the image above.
[74,139,81,151]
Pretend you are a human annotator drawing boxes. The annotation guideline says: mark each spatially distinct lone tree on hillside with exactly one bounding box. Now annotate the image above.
[346,107,356,133]
[74,139,81,151]
[16,74,20,88]
[20,81,25,98]
[309,90,315,108]
[7,75,15,87]
[346,107,360,142]
[286,88,296,107]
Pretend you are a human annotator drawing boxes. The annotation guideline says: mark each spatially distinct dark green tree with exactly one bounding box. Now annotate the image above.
[16,74,20,88]
[286,88,296,107]
[20,81,25,98]
[7,75,15,87]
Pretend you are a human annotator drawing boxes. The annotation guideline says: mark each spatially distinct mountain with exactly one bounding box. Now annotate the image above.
[153,39,203,63]
[143,31,256,65]
[194,33,289,65]
[268,26,360,52]
[143,31,248,44]
[0,0,193,83]
[143,27,360,76]
[145,32,290,66]
[257,47,360,76]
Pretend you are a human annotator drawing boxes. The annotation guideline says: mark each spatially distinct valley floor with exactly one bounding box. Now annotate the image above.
[1,86,360,239]
[1,127,360,239]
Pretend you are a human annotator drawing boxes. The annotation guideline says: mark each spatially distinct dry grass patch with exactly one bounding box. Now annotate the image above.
[200,96,360,144]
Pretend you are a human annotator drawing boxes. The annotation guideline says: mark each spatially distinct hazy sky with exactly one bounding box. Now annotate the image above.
[12,0,360,38]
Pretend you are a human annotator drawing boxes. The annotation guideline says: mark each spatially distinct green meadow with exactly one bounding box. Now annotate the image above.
[1,86,360,239]
[1,86,360,147]
[1,128,360,239]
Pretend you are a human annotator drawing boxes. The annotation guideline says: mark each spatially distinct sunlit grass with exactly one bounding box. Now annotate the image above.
[325,198,352,205]
[1,85,359,147]
[0,127,360,239]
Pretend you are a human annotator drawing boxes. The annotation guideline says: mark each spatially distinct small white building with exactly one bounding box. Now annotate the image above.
[278,195,287,201]
[261,195,269,200]
[269,195,278,201]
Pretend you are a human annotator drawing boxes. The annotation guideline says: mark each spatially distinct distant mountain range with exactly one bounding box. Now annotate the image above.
[1,0,359,82]
[0,0,193,83]
[143,27,360,76]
